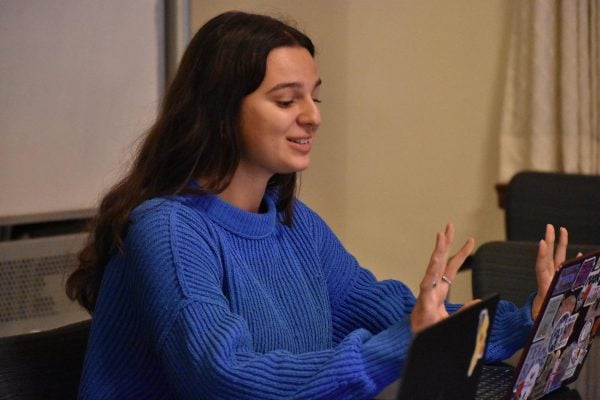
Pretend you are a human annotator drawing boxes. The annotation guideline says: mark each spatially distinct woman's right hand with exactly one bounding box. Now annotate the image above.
[410,223,475,333]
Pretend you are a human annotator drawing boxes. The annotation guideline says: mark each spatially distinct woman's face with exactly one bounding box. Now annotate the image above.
[237,46,321,182]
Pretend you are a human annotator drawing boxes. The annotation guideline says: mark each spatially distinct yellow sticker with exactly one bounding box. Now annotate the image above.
[468,308,490,377]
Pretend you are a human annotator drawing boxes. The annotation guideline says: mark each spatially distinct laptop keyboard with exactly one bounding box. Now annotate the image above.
[476,364,515,400]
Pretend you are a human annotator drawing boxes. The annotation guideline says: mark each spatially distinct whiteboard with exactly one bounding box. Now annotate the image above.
[0,0,164,223]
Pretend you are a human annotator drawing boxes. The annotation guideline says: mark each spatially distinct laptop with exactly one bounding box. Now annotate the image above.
[394,294,500,400]
[477,249,600,400]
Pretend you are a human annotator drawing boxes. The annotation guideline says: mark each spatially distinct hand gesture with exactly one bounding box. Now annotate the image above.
[410,224,475,333]
[532,225,568,319]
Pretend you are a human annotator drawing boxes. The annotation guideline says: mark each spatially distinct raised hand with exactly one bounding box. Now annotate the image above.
[532,225,568,319]
[410,224,475,333]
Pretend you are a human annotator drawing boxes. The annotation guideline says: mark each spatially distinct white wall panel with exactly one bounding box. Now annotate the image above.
[0,0,164,222]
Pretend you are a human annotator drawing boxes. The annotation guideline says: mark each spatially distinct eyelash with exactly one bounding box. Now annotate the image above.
[277,99,322,108]
[277,100,294,108]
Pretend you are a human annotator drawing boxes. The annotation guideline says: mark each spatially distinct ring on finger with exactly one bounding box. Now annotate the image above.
[432,280,437,289]
[441,275,452,285]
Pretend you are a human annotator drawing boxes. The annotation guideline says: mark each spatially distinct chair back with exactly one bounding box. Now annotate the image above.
[471,241,598,306]
[0,319,91,400]
[505,171,600,244]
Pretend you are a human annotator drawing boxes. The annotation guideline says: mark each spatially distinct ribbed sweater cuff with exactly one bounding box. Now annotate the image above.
[523,292,536,325]
[361,318,413,388]
[485,297,534,362]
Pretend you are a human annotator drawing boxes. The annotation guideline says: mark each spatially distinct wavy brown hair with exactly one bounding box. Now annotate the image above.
[66,11,316,312]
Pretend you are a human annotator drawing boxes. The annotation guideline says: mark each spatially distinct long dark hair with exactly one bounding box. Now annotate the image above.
[66,11,316,312]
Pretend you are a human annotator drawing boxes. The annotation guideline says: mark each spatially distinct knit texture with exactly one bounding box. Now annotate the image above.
[79,193,533,399]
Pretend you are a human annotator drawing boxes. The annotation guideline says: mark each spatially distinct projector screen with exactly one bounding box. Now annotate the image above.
[0,0,164,223]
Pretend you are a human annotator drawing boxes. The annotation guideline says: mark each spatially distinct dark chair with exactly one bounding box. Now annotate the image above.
[504,171,600,245]
[0,319,91,400]
[471,241,598,306]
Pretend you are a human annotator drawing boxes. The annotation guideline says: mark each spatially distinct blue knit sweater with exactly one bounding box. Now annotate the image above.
[79,192,533,399]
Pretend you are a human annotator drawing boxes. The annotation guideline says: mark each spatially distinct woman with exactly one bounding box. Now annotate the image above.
[67,11,568,399]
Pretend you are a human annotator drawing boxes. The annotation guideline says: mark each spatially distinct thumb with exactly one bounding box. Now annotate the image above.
[458,298,482,313]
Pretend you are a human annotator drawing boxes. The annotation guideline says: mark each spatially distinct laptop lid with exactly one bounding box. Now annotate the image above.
[508,250,600,400]
[396,294,500,400]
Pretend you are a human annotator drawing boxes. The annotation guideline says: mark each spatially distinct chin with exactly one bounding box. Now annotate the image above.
[279,159,311,174]
[292,162,311,173]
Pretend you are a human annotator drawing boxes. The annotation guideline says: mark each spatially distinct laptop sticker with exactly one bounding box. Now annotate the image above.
[592,316,600,337]
[513,340,546,399]
[562,318,594,380]
[468,308,489,377]
[582,267,600,307]
[534,295,563,342]
[552,264,580,295]
[572,257,597,289]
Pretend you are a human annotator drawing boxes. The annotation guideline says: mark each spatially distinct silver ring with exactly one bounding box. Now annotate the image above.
[432,280,437,289]
[442,275,452,285]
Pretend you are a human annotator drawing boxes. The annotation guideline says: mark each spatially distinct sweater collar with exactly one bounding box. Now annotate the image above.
[187,192,278,238]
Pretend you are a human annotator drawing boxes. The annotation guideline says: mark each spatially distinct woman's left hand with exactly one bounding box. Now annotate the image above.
[410,223,475,333]
[532,225,569,319]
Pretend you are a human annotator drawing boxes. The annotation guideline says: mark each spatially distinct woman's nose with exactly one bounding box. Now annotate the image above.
[298,98,321,130]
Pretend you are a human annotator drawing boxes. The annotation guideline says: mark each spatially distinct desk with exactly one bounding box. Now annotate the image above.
[375,342,599,399]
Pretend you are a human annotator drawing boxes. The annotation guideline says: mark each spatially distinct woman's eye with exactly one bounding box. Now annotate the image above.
[276,98,321,108]
[277,100,295,108]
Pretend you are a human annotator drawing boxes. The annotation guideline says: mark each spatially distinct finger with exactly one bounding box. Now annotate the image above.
[445,223,455,248]
[544,224,555,252]
[458,298,482,312]
[536,238,549,275]
[554,227,568,268]
[420,232,447,292]
[445,237,475,280]
[543,224,556,272]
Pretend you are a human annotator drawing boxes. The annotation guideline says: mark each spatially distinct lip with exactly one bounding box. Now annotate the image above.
[287,136,312,153]
[287,136,312,144]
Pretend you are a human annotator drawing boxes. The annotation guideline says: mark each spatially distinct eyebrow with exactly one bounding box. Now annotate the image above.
[266,78,322,94]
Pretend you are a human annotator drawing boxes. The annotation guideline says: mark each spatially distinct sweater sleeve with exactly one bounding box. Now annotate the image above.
[159,300,412,400]
[304,205,416,342]
[306,204,533,363]
[483,297,534,362]
[444,298,534,362]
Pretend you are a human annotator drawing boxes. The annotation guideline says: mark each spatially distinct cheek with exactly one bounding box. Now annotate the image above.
[239,107,262,146]
[242,111,289,144]
[239,117,274,162]
[239,100,296,155]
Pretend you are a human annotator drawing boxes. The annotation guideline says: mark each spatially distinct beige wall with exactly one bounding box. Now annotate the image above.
[191,0,511,303]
